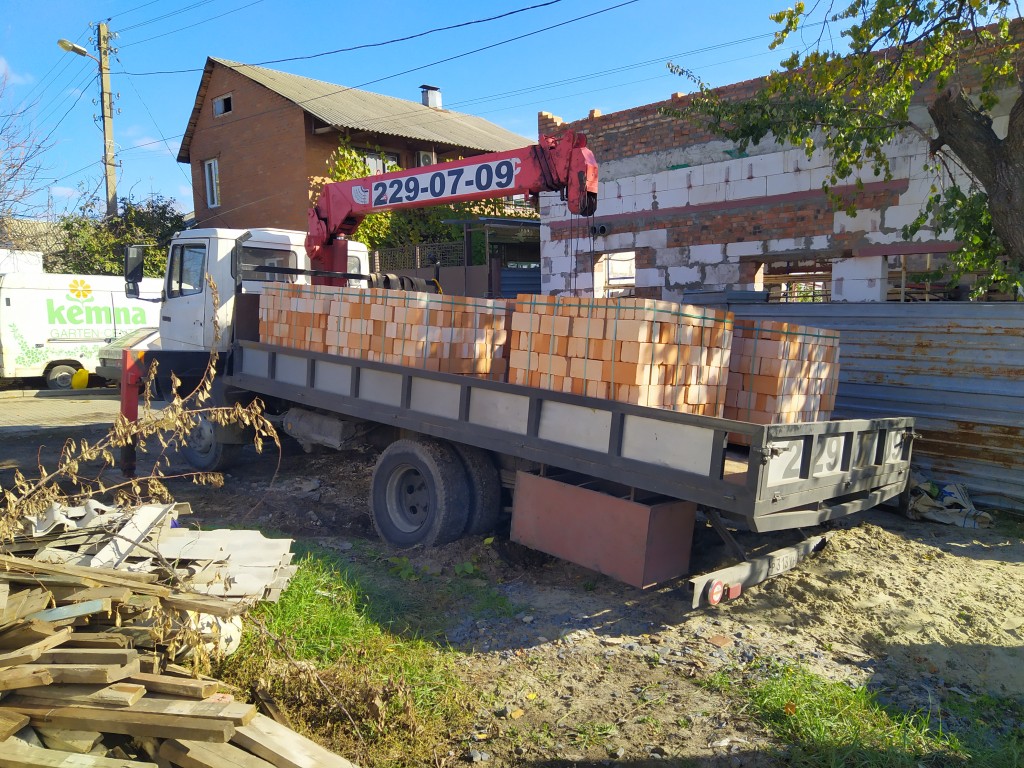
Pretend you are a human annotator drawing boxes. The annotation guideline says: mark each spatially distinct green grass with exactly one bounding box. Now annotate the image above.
[737,661,1023,767]
[216,547,474,768]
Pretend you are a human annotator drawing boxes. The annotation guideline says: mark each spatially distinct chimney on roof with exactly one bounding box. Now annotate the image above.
[420,84,442,110]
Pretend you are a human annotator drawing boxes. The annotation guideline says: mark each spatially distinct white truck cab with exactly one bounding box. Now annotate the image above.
[127,228,370,354]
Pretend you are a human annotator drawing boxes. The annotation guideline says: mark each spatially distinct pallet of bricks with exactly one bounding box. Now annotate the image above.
[260,284,512,380]
[723,317,840,444]
[507,295,734,416]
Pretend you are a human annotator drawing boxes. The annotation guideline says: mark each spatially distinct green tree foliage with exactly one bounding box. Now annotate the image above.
[315,138,538,253]
[50,194,185,277]
[671,2,1024,295]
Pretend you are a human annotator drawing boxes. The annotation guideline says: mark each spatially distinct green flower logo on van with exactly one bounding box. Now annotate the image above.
[68,279,94,304]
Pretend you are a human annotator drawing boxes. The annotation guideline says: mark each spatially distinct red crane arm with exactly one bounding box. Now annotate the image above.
[305,130,597,274]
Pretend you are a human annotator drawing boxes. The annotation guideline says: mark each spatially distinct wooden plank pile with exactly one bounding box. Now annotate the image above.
[508,295,734,416]
[259,284,513,380]
[723,318,840,437]
[0,507,359,767]
[7,502,297,604]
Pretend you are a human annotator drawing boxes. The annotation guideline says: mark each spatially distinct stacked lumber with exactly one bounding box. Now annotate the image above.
[8,502,297,604]
[259,284,512,380]
[508,295,734,416]
[724,318,840,436]
[0,512,358,767]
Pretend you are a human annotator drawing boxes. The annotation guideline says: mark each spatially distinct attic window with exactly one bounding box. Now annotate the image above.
[213,94,233,117]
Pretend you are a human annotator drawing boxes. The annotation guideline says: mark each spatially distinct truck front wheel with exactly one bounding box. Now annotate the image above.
[181,414,242,472]
[371,439,470,548]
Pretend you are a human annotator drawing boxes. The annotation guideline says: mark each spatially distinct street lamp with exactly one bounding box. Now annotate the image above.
[57,23,117,218]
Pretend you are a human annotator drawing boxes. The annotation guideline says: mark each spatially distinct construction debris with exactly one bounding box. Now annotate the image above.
[0,503,359,767]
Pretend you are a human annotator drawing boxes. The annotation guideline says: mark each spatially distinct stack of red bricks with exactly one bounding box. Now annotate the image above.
[259,284,512,380]
[508,295,734,416]
[723,318,840,434]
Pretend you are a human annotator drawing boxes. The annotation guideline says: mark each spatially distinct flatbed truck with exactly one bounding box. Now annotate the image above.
[122,133,915,605]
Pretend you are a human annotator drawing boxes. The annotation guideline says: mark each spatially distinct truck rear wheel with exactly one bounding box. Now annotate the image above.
[453,444,502,536]
[371,438,470,548]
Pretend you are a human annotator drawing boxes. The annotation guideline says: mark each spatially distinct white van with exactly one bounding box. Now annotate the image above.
[0,272,161,388]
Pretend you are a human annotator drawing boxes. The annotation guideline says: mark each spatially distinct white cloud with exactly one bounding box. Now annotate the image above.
[0,57,32,87]
[51,186,77,199]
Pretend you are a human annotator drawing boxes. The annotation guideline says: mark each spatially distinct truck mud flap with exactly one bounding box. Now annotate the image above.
[688,533,831,609]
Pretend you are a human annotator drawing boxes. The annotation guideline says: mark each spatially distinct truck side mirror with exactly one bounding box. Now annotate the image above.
[125,281,140,299]
[124,244,149,285]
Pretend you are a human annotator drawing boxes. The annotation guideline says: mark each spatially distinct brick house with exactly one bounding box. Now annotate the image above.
[177,58,532,231]
[536,79,1016,302]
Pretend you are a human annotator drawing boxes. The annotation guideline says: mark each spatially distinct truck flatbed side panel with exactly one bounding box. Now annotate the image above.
[228,341,914,529]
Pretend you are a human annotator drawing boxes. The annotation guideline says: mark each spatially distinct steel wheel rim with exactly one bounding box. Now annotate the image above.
[385,464,430,533]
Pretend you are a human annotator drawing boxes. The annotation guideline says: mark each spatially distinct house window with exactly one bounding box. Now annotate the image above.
[167,243,206,298]
[593,251,636,298]
[361,149,400,175]
[203,159,220,208]
[213,94,232,116]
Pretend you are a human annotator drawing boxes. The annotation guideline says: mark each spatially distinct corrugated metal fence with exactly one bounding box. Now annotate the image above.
[725,303,1024,511]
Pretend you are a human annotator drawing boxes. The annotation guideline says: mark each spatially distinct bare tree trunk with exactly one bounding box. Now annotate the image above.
[928,83,1024,270]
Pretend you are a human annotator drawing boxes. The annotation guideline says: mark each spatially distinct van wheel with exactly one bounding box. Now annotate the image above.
[181,414,242,471]
[371,439,470,548]
[453,444,502,536]
[45,364,80,390]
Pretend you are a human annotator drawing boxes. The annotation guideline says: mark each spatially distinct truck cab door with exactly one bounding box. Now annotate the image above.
[161,239,212,351]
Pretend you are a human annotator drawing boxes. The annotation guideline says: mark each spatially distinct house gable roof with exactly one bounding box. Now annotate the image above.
[178,57,531,163]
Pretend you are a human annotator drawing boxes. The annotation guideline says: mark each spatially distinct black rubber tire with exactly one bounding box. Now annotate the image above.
[452,443,502,536]
[370,438,470,548]
[45,364,80,390]
[180,414,243,471]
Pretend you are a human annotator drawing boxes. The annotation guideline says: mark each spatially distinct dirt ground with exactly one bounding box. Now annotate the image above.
[175,440,1023,766]
[3,420,1022,766]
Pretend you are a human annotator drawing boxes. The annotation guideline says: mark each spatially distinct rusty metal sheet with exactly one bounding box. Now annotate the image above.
[728,303,1024,511]
[510,471,696,589]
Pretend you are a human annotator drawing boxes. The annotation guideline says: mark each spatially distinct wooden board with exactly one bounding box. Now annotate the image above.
[232,714,358,768]
[128,672,219,699]
[0,666,53,692]
[5,692,254,725]
[26,656,141,684]
[160,738,276,768]
[0,707,28,740]
[36,648,138,666]
[5,703,235,742]
[36,726,104,753]
[0,556,171,598]
[13,682,145,706]
[0,626,73,668]
[0,737,159,767]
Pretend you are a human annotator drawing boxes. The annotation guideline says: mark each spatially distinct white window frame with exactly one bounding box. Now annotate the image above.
[213,93,233,117]
[203,159,220,208]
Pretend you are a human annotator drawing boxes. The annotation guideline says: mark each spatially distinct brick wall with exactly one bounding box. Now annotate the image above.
[536,53,1017,301]
[188,65,311,230]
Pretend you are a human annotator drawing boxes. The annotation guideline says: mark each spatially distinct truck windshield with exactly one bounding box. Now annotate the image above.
[237,246,298,282]
[167,243,206,298]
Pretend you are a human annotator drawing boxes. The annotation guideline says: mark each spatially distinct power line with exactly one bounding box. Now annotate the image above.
[119,0,266,49]
[110,0,164,20]
[118,0,567,72]
[118,0,218,33]
[116,54,194,187]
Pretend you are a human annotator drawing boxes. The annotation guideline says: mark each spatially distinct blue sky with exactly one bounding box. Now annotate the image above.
[1,0,826,219]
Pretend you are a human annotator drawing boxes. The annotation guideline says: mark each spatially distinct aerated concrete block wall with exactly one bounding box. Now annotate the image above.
[537,89,1013,302]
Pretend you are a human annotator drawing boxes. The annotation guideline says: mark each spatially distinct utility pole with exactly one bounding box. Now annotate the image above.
[58,22,117,218]
[97,22,116,219]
